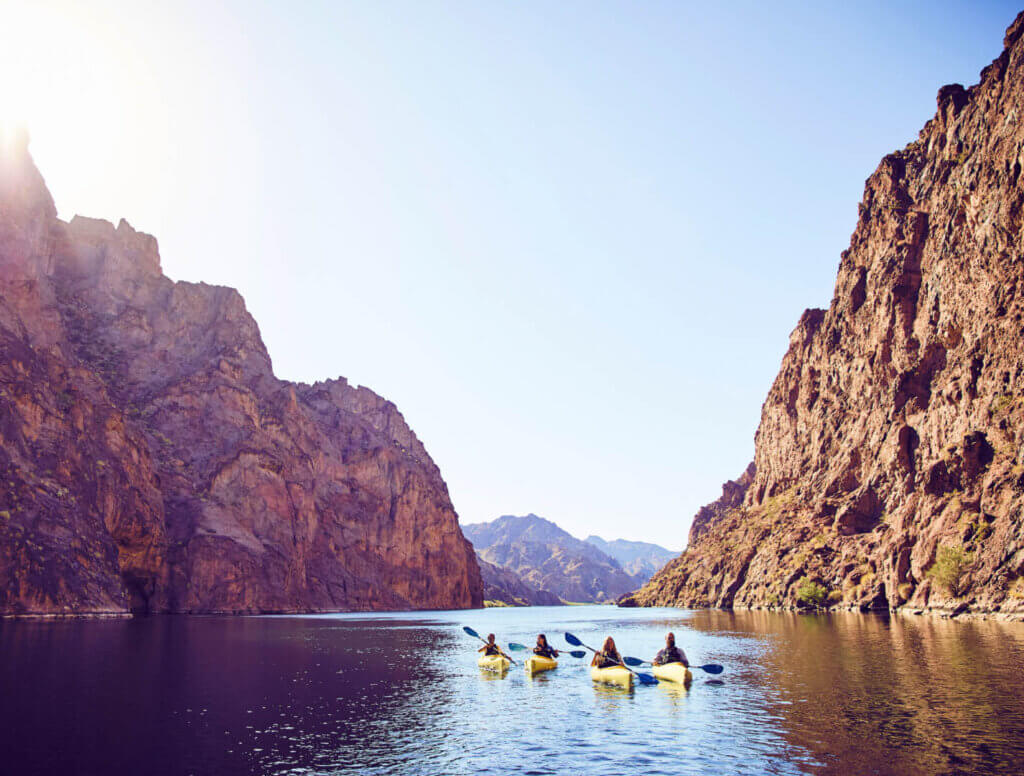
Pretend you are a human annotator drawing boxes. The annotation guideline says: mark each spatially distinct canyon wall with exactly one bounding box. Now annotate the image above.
[0,134,482,615]
[627,14,1024,618]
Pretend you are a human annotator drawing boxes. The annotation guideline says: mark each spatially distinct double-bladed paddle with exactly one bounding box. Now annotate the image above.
[463,626,517,665]
[508,642,586,658]
[622,656,724,674]
[564,632,658,685]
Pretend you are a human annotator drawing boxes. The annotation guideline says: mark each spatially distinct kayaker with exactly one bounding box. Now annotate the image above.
[478,633,505,658]
[533,634,560,659]
[590,636,623,669]
[652,632,689,667]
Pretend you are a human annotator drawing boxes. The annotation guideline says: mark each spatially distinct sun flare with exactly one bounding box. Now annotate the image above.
[0,1,170,218]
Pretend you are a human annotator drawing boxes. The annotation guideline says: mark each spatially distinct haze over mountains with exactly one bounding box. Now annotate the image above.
[463,514,673,604]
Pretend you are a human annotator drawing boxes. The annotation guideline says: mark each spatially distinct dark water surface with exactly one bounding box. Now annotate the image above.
[2,606,1023,775]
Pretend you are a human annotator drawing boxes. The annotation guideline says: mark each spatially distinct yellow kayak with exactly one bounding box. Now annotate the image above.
[652,662,692,685]
[477,654,511,673]
[524,655,558,674]
[590,665,634,688]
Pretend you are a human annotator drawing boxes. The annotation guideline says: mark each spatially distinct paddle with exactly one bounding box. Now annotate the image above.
[508,642,586,658]
[462,626,517,665]
[622,656,724,675]
[564,632,658,685]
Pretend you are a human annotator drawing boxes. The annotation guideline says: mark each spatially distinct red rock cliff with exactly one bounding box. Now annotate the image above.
[0,133,482,614]
[629,13,1024,618]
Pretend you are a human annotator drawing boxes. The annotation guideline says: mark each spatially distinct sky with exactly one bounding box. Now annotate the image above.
[0,1,1019,550]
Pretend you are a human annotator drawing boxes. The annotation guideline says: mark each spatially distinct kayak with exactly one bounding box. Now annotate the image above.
[477,654,511,673]
[652,662,692,685]
[524,655,557,674]
[590,665,634,688]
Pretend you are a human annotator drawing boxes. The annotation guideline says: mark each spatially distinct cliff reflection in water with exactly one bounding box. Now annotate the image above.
[1,607,1023,775]
[685,610,1024,775]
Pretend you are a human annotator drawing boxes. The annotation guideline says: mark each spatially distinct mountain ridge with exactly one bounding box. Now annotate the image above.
[463,514,639,603]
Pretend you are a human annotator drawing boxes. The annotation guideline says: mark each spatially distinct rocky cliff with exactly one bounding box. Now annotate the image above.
[0,134,482,615]
[476,556,563,606]
[627,14,1024,618]
[464,514,638,602]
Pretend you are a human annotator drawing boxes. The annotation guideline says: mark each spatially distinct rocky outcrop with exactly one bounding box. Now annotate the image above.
[628,13,1024,618]
[584,535,676,584]
[0,132,482,615]
[464,514,638,603]
[477,556,563,606]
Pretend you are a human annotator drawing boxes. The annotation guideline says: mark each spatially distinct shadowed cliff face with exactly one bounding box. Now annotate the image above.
[0,134,482,614]
[629,13,1024,617]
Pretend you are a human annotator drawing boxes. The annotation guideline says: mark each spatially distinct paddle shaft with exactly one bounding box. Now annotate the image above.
[464,627,516,664]
[565,634,654,683]
[625,656,723,674]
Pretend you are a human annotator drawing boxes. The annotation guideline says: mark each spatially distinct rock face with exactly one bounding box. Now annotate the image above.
[628,14,1024,617]
[463,514,638,602]
[584,535,676,585]
[476,556,562,606]
[0,135,482,615]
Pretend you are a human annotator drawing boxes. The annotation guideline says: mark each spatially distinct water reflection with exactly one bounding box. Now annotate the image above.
[0,607,1022,775]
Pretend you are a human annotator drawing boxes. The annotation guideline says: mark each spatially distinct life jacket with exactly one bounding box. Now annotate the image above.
[595,650,621,668]
[534,645,556,658]
[483,643,501,656]
[655,646,685,665]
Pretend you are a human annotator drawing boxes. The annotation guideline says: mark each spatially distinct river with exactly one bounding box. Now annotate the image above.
[1,605,1022,775]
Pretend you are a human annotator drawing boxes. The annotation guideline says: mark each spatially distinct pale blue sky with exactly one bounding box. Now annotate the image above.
[5,1,1018,548]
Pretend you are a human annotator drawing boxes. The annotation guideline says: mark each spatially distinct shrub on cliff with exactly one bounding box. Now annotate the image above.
[927,546,974,597]
[795,578,828,608]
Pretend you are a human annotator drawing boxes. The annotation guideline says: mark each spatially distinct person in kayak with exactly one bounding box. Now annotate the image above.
[533,634,560,659]
[652,632,689,667]
[591,636,623,668]
[478,633,506,658]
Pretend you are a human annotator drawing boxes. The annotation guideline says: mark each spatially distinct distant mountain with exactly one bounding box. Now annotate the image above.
[463,514,638,603]
[584,536,677,585]
[476,556,562,607]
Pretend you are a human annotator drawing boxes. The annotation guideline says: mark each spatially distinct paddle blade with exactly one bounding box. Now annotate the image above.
[699,663,724,674]
[622,656,645,667]
[508,643,528,651]
[564,632,583,647]
[636,672,658,685]
[568,650,587,659]
[462,626,480,639]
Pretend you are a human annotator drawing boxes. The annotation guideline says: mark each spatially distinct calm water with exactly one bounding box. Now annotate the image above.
[2,606,1023,775]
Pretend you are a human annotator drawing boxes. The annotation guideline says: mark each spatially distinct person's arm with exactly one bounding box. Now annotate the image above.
[591,652,599,667]
[478,645,486,653]
[552,648,559,657]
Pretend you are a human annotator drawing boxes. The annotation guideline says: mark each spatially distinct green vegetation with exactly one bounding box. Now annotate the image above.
[989,393,1018,415]
[483,599,512,608]
[795,577,829,608]
[927,545,974,597]
[826,589,843,604]
[897,583,914,602]
[1010,578,1024,600]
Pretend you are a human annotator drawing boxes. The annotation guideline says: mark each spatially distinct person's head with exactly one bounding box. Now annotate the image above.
[487,633,495,644]
[666,632,676,648]
[602,636,617,653]
[537,634,548,646]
